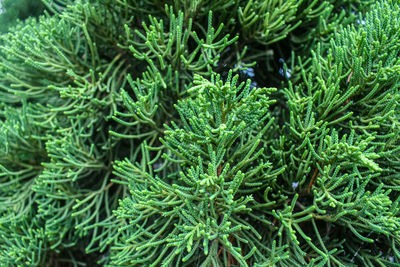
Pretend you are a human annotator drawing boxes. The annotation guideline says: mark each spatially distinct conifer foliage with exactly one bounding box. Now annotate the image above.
[0,0,398,266]
[0,0,45,33]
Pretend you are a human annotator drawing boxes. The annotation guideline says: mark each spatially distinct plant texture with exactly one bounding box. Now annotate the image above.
[0,0,399,266]
[0,0,45,33]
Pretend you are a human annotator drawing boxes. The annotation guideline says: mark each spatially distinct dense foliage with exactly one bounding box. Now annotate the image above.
[0,0,399,266]
[0,0,45,33]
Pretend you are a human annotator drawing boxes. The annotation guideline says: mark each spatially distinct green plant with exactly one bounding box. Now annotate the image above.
[0,0,399,266]
[0,0,45,33]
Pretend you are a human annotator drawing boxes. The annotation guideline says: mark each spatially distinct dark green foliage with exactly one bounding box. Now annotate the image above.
[0,0,399,266]
[0,0,45,33]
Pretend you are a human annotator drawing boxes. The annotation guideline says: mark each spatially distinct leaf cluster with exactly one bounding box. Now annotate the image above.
[0,0,399,266]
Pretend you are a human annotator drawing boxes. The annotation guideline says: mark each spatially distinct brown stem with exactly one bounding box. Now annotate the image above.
[346,71,353,83]
[104,182,114,191]
[307,166,319,193]
[217,245,224,258]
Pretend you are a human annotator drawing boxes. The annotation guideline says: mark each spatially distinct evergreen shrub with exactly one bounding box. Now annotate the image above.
[0,0,399,266]
[0,0,45,33]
